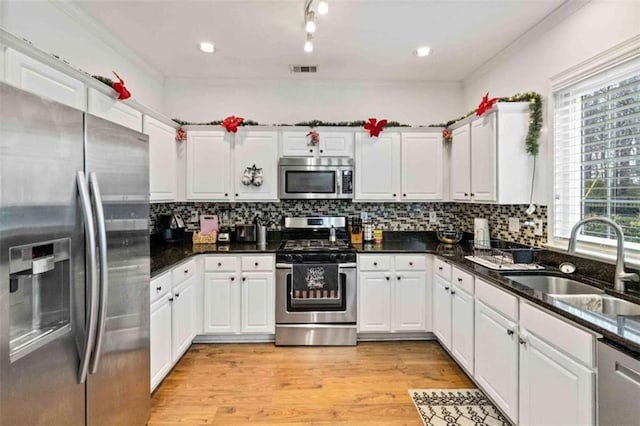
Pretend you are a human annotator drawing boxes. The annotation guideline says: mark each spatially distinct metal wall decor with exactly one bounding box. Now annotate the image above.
[242,164,264,186]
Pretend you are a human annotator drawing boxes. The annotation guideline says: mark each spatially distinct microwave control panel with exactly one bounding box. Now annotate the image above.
[341,170,353,194]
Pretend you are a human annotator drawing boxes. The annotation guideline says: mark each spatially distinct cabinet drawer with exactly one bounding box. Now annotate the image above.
[475,278,517,321]
[452,267,474,295]
[150,271,171,303]
[521,301,595,367]
[358,255,391,271]
[433,258,451,280]
[204,256,238,272]
[172,259,196,285]
[241,255,274,272]
[394,255,426,271]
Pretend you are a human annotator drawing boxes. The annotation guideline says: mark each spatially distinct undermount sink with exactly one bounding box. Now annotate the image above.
[551,294,640,317]
[506,275,604,295]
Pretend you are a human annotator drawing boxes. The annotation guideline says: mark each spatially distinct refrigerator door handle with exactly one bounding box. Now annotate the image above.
[77,171,99,384]
[89,172,109,374]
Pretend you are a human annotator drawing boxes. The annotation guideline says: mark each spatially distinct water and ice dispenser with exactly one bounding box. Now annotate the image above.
[8,238,72,362]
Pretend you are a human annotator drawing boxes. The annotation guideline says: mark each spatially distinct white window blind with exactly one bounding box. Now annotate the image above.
[553,57,640,247]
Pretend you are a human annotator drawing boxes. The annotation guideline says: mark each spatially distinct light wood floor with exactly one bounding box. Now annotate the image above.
[150,341,473,425]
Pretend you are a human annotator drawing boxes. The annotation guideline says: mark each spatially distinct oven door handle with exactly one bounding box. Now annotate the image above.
[277,263,356,269]
[276,263,293,269]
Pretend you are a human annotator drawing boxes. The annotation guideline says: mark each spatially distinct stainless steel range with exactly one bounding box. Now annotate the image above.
[275,217,357,346]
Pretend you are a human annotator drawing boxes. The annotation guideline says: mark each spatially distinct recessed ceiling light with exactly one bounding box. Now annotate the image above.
[413,46,432,57]
[317,0,329,15]
[304,33,314,53]
[199,41,216,53]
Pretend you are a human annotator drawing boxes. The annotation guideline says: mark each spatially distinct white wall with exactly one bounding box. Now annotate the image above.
[462,1,640,205]
[163,78,463,126]
[0,0,165,111]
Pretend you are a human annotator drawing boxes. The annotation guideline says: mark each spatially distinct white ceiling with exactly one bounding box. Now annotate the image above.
[75,0,566,81]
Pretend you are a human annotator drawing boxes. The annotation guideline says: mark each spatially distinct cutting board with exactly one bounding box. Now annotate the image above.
[200,215,219,235]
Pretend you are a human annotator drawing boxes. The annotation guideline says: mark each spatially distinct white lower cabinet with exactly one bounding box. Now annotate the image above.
[358,255,427,334]
[150,294,172,391]
[519,302,595,426]
[432,275,452,348]
[450,285,474,374]
[203,255,275,335]
[149,259,201,392]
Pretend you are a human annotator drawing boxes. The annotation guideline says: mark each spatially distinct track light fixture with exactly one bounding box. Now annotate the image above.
[303,0,328,52]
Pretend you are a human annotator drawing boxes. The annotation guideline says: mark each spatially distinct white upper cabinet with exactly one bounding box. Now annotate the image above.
[318,131,354,157]
[5,48,86,110]
[355,132,401,201]
[281,131,315,157]
[233,130,279,201]
[449,103,534,204]
[88,88,142,131]
[186,130,232,201]
[401,132,443,200]
[282,129,353,157]
[144,116,177,202]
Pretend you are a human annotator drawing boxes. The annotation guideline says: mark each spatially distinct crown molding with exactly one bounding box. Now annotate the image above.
[50,0,165,82]
[462,0,590,85]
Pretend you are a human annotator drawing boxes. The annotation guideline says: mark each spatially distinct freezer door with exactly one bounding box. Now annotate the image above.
[85,114,150,426]
[0,82,86,424]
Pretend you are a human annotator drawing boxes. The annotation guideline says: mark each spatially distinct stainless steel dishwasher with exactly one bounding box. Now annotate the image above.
[598,341,640,425]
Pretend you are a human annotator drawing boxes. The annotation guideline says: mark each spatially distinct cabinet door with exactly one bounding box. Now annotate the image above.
[392,271,426,332]
[5,48,86,110]
[474,300,518,423]
[88,88,142,131]
[282,131,315,157]
[150,296,172,391]
[203,273,241,334]
[354,133,401,201]
[470,114,497,202]
[186,131,231,200]
[358,272,392,332]
[171,276,197,363]
[432,275,452,349]
[241,272,275,334]
[451,286,474,374]
[400,133,443,200]
[519,332,594,426]
[319,132,354,157]
[144,116,177,201]
[233,131,279,201]
[450,124,471,201]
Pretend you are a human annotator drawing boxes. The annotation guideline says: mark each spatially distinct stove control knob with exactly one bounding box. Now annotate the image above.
[294,254,304,263]
[284,254,293,262]
[330,254,337,262]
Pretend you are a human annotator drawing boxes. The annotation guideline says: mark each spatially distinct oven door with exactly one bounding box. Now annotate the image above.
[279,165,352,199]
[276,263,356,324]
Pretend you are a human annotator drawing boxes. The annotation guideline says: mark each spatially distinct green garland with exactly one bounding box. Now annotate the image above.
[292,120,410,127]
[92,75,115,87]
[429,92,542,156]
[172,118,261,126]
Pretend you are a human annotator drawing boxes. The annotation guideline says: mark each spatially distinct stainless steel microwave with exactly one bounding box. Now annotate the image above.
[278,157,354,199]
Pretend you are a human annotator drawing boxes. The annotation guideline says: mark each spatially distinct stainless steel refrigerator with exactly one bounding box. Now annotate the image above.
[0,82,150,425]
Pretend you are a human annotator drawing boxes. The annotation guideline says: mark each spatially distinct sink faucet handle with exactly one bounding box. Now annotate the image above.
[619,271,640,282]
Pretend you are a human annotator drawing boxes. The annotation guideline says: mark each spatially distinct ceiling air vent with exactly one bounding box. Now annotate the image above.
[289,65,318,73]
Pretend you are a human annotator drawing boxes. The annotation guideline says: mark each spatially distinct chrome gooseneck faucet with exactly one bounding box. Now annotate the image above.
[568,216,639,292]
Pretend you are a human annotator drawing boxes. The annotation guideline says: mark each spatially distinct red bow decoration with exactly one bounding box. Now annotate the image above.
[442,129,452,142]
[364,118,388,137]
[112,71,131,100]
[222,116,244,133]
[175,127,187,142]
[476,92,498,116]
[306,130,319,145]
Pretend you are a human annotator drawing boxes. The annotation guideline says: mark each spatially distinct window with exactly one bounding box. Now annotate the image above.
[553,56,640,250]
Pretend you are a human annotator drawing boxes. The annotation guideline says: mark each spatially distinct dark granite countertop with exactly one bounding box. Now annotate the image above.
[150,231,640,356]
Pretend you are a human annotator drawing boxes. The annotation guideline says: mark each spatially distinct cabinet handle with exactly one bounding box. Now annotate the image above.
[519,338,527,345]
[168,297,174,302]
[175,293,180,298]
[320,149,324,153]
[451,290,456,295]
[409,262,413,266]
[224,193,228,197]
[183,269,188,274]
[403,193,407,197]
[438,266,443,270]
[464,193,469,197]
[242,277,246,281]
[385,276,390,281]
[392,193,397,197]
[235,193,239,197]
[230,277,235,281]
[255,262,259,267]
[444,286,450,291]
[373,262,377,266]
[507,330,514,336]
[397,276,401,280]
[309,149,313,153]
[156,286,162,292]
[457,277,463,282]
[470,193,475,197]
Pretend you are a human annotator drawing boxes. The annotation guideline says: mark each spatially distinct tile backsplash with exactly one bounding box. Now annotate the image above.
[151,201,548,247]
